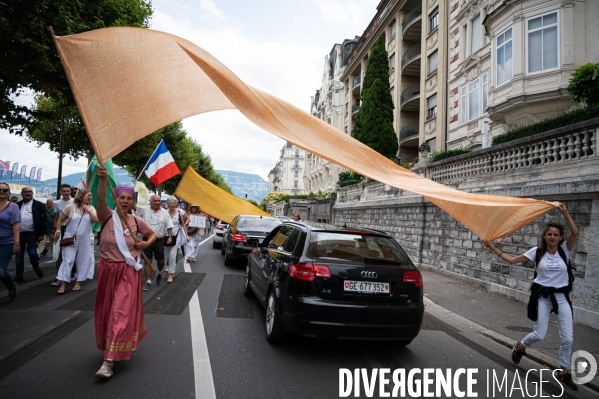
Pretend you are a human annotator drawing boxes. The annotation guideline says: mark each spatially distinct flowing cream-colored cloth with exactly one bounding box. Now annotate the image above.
[111,211,143,271]
[52,27,556,241]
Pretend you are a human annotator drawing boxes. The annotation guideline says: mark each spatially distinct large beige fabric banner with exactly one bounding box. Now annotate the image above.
[53,27,556,241]
[175,167,271,224]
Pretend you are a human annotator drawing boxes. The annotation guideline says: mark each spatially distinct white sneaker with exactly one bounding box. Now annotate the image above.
[95,360,113,379]
[50,279,60,286]
[70,273,77,282]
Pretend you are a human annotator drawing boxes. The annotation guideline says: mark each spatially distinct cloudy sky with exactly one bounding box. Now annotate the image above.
[2,0,378,182]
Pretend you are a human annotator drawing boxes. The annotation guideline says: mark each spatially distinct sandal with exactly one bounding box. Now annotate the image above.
[72,285,81,291]
[167,274,174,283]
[57,288,65,295]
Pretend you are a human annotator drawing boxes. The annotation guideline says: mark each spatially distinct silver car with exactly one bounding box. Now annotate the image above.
[213,221,229,248]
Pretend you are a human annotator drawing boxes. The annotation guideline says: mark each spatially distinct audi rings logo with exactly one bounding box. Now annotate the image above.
[361,271,378,279]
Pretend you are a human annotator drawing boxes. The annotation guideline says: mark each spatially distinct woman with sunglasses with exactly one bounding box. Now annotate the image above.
[0,182,20,301]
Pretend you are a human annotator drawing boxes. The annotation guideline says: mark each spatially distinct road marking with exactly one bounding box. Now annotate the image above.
[184,234,216,399]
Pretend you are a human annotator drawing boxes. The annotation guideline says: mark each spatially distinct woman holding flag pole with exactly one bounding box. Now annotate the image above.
[93,165,156,379]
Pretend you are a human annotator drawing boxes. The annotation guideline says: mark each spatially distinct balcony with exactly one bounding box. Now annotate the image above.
[352,75,361,95]
[351,102,361,115]
[402,5,422,42]
[401,43,421,77]
[399,122,419,144]
[400,83,420,111]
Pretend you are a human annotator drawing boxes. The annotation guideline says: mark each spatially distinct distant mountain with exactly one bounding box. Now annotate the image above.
[10,167,135,193]
[216,170,268,202]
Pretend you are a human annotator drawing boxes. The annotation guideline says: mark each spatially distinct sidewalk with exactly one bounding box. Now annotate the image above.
[421,267,599,393]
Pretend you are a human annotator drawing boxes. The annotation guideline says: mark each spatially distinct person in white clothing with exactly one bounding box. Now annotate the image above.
[484,202,579,391]
[52,184,74,286]
[185,205,202,262]
[134,195,173,290]
[164,196,190,283]
[53,189,98,293]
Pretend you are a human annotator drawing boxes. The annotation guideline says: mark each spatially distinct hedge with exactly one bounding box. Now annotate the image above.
[492,106,599,146]
[429,148,472,162]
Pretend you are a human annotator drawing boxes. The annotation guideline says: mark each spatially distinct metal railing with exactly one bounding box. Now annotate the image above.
[400,83,420,107]
[401,43,421,70]
[402,5,422,34]
[347,0,398,63]
[352,75,361,88]
[351,102,361,114]
[399,123,419,142]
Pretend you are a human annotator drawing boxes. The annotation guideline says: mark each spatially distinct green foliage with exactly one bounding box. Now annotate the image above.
[338,171,363,187]
[260,192,289,210]
[307,191,315,198]
[429,148,473,162]
[566,63,599,107]
[26,94,90,160]
[491,106,599,146]
[247,199,259,207]
[351,36,398,158]
[1,0,153,134]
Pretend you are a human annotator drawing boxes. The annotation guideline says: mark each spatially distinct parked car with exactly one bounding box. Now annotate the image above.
[213,221,229,248]
[222,215,282,266]
[244,221,424,344]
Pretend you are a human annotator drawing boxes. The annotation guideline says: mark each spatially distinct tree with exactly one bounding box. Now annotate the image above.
[351,36,398,159]
[1,0,153,134]
[566,63,599,108]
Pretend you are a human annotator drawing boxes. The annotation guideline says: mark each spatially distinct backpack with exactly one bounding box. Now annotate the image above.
[534,245,576,290]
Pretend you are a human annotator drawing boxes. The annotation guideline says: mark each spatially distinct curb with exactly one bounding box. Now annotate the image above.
[423,297,599,394]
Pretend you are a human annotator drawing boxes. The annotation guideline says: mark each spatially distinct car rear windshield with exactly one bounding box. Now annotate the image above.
[307,232,411,264]
[237,217,282,230]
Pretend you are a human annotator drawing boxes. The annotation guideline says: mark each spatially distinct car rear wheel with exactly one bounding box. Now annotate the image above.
[212,239,218,249]
[243,265,254,297]
[265,290,288,343]
[224,247,234,266]
[220,242,225,255]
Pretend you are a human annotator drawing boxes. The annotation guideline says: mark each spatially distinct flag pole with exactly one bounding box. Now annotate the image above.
[77,160,93,189]
[135,139,164,183]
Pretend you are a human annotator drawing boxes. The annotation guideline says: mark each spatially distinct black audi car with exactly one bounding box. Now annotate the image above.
[221,215,282,266]
[244,221,424,344]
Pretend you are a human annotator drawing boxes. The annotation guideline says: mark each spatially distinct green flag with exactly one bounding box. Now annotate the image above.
[89,156,117,233]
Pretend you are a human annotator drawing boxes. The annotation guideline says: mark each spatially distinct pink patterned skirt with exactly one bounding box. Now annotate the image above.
[94,258,148,361]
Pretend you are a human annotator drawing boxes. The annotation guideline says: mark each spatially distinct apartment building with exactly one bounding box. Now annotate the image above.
[267,143,307,195]
[447,0,599,149]
[307,40,357,194]
[340,0,448,164]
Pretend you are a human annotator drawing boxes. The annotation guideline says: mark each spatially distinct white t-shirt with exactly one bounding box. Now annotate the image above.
[20,200,34,232]
[54,198,74,218]
[524,241,572,288]
[136,206,173,238]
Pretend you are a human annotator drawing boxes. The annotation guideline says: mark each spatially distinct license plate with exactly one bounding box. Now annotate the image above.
[343,280,390,294]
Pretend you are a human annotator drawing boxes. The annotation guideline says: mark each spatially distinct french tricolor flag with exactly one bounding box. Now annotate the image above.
[144,140,181,186]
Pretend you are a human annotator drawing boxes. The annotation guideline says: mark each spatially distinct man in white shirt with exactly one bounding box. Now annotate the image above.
[135,195,173,290]
[51,184,74,286]
[15,187,46,282]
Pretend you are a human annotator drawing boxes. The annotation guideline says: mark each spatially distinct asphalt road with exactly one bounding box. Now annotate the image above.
[0,236,596,399]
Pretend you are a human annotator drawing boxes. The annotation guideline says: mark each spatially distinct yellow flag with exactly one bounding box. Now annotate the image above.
[174,167,270,223]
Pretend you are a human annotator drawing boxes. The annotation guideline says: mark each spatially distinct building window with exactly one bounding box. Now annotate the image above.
[426,138,436,153]
[295,149,299,157]
[427,94,437,120]
[389,53,396,72]
[463,25,468,57]
[471,14,481,53]
[286,143,292,148]
[389,87,395,104]
[390,20,397,39]
[429,9,439,33]
[428,50,438,75]
[461,73,488,123]
[294,180,298,188]
[496,27,513,86]
[294,170,298,177]
[294,160,299,167]
[527,11,559,74]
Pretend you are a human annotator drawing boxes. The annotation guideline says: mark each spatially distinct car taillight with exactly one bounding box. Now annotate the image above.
[289,263,331,281]
[232,233,248,242]
[402,271,423,288]
[216,225,224,230]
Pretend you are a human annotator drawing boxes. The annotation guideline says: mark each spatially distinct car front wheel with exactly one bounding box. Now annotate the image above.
[265,290,288,343]
[212,239,218,249]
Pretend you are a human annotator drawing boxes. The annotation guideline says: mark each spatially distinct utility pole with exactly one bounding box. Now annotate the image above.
[56,100,65,200]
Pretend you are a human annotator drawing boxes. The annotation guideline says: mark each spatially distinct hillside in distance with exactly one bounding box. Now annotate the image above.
[215,170,268,202]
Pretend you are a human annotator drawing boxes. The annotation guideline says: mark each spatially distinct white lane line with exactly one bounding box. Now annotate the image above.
[184,234,216,399]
